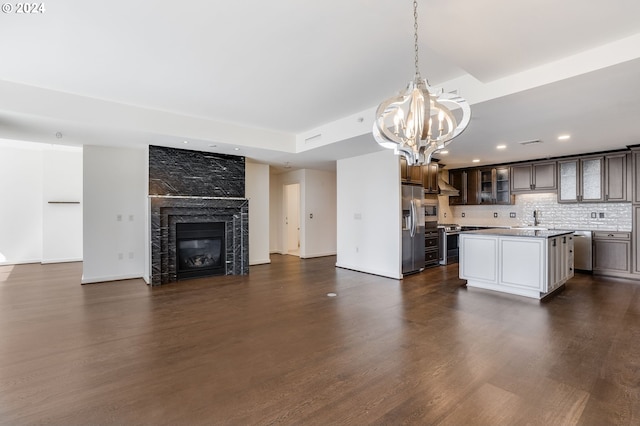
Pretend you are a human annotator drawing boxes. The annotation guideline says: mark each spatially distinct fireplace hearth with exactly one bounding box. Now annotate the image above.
[176,222,225,280]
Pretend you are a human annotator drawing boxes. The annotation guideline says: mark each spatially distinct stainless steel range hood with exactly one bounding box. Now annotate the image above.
[438,178,460,196]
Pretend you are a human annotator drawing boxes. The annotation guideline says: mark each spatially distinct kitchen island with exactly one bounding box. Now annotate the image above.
[459,229,574,299]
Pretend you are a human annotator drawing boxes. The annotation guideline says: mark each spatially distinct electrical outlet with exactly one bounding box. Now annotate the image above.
[493,212,498,218]
[599,212,605,218]
[461,212,465,218]
[444,212,447,218]
[591,212,597,218]
[116,214,122,222]
[510,212,516,218]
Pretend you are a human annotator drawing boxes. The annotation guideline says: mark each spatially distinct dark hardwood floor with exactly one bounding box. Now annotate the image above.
[1,256,639,425]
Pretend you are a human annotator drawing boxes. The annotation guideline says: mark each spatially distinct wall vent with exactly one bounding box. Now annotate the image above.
[519,139,542,146]
[305,133,322,144]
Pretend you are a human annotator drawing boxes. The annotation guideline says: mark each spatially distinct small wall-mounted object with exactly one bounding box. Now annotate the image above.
[591,212,597,218]
[494,212,498,218]
[461,212,465,218]
[510,212,516,218]
[599,212,605,218]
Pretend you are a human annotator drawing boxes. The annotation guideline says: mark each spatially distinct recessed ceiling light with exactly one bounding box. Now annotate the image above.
[558,134,571,140]
[183,140,189,144]
[496,144,506,150]
[439,150,449,155]
[472,159,480,163]
[234,147,240,151]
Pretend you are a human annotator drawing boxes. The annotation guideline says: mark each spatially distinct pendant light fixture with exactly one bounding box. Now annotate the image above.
[373,0,471,165]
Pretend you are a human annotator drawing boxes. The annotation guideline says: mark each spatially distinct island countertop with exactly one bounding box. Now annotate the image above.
[461,228,574,239]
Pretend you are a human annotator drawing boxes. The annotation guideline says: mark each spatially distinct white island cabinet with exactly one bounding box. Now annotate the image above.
[459,229,574,299]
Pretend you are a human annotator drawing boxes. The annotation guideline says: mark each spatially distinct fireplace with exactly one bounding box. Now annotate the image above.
[150,196,249,285]
[176,222,225,280]
[149,146,248,285]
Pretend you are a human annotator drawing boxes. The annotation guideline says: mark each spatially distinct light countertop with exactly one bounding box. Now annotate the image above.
[461,228,575,239]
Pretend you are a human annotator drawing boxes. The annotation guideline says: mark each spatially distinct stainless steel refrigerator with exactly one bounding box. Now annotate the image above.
[402,184,425,274]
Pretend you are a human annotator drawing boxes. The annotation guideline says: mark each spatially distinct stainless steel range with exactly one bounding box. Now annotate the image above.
[438,224,461,265]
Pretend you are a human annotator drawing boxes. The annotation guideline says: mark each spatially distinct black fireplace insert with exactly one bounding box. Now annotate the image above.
[176,222,226,279]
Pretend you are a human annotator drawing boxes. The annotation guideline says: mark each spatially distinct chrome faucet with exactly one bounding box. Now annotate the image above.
[533,210,540,226]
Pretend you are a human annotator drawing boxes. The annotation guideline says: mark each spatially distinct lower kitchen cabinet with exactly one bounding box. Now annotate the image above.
[459,231,573,299]
[425,229,439,268]
[635,207,640,276]
[593,231,631,278]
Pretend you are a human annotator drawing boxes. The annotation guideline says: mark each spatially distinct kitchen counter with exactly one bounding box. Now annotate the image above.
[459,230,574,299]
[462,228,574,239]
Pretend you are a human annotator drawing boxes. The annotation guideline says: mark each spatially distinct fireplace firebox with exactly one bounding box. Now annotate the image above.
[176,222,226,280]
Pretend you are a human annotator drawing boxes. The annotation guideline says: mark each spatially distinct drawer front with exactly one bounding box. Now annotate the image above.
[425,231,439,239]
[426,237,438,248]
[425,249,439,262]
[593,231,630,240]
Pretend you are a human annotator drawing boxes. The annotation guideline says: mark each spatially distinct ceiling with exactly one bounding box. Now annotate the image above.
[1,0,640,171]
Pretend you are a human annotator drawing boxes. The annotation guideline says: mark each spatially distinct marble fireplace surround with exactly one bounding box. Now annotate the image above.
[148,145,249,286]
[150,196,249,285]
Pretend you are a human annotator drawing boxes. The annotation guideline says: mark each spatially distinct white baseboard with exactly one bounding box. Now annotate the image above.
[300,251,337,259]
[334,262,401,280]
[81,273,144,284]
[41,257,83,264]
[0,259,41,266]
[250,258,272,265]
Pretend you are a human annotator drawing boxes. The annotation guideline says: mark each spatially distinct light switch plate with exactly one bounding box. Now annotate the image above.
[510,212,516,218]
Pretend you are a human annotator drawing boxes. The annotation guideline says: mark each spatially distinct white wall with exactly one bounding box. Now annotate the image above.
[336,150,402,279]
[82,145,146,284]
[246,161,270,265]
[0,141,43,264]
[0,140,83,265]
[42,147,83,263]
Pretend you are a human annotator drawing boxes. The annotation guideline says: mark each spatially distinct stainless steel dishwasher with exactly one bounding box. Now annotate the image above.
[573,231,593,271]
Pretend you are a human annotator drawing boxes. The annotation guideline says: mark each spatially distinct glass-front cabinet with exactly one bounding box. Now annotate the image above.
[558,157,604,203]
[479,167,512,204]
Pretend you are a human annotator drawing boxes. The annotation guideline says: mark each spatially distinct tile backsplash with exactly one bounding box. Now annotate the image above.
[439,192,632,231]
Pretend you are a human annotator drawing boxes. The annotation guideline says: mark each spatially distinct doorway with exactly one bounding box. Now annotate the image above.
[284,183,300,256]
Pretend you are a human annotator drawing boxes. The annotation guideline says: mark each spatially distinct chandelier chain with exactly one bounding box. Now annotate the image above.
[413,0,419,77]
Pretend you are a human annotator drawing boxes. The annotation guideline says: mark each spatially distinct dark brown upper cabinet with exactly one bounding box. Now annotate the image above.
[511,162,557,193]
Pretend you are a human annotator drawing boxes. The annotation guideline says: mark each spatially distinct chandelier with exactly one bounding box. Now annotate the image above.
[373,0,471,165]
